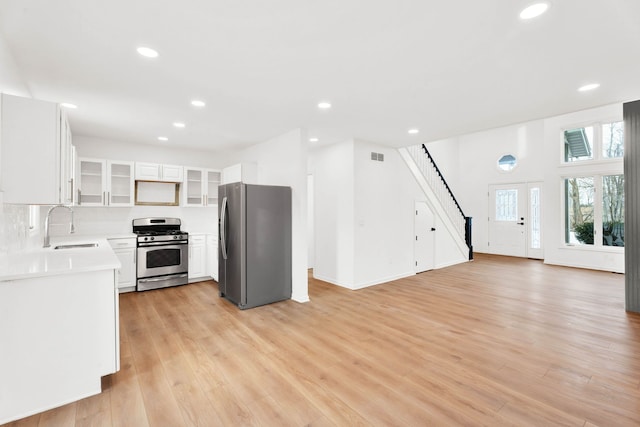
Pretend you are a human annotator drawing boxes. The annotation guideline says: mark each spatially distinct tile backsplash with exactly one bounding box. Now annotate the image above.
[0,203,40,254]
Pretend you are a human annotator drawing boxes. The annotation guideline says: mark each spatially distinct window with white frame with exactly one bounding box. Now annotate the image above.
[564,175,624,247]
[563,121,623,163]
[562,119,624,248]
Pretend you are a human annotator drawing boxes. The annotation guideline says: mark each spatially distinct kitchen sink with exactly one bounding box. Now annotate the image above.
[53,243,99,250]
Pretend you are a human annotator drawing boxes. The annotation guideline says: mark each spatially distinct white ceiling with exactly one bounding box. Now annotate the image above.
[1,0,639,152]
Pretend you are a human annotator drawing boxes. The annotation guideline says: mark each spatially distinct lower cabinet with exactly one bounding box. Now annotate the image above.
[0,269,119,424]
[207,234,218,282]
[107,237,136,292]
[188,234,207,281]
[188,233,218,282]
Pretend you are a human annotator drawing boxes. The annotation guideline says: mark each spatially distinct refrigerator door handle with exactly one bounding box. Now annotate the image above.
[220,196,228,260]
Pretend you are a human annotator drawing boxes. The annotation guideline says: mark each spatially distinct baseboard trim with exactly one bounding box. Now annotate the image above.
[312,271,416,290]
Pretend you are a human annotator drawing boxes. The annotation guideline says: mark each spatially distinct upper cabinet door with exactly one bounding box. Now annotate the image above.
[79,158,107,206]
[160,164,183,182]
[206,170,221,206]
[184,168,205,206]
[134,162,183,182]
[79,158,134,206]
[1,94,74,204]
[183,168,220,207]
[135,162,161,181]
[108,161,134,206]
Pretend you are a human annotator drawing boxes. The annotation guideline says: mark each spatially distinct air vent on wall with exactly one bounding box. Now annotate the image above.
[370,152,384,162]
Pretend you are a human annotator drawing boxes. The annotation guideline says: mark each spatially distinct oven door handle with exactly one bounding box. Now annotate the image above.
[138,240,188,247]
[220,196,228,260]
[138,273,188,283]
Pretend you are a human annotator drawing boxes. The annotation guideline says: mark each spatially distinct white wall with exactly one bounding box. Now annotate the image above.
[311,139,463,290]
[0,33,30,98]
[234,129,309,303]
[310,140,356,286]
[74,136,224,169]
[352,140,422,287]
[307,174,314,269]
[426,104,624,273]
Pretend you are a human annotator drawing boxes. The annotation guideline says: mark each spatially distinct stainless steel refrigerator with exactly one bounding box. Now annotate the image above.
[218,182,292,309]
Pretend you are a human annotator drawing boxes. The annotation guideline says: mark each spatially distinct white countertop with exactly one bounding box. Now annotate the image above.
[0,237,121,282]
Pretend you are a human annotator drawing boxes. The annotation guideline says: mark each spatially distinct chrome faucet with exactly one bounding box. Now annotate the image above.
[43,205,75,248]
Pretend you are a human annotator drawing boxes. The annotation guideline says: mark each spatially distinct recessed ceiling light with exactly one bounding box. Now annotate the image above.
[519,3,549,20]
[309,137,319,142]
[60,102,77,109]
[173,122,186,128]
[191,100,206,107]
[408,128,420,135]
[578,83,600,92]
[318,102,332,109]
[158,136,168,141]
[137,46,159,58]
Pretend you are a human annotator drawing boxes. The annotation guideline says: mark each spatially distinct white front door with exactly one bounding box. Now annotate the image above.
[488,183,527,257]
[415,201,435,272]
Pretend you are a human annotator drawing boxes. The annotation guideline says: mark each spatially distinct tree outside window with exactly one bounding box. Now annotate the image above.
[603,122,624,159]
[602,175,624,246]
[564,175,624,247]
[565,177,594,245]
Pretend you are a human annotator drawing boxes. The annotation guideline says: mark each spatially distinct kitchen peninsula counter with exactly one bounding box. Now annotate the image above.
[0,236,121,424]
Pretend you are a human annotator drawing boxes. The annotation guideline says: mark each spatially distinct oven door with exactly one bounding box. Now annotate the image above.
[137,243,188,278]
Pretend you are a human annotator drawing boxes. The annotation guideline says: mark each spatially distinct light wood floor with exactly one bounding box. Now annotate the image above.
[5,254,640,426]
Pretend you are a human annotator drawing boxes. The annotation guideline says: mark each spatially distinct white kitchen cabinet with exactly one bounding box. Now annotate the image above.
[188,234,207,281]
[206,233,218,281]
[1,93,76,205]
[221,162,258,185]
[78,158,134,206]
[183,167,221,207]
[135,162,184,182]
[0,268,119,424]
[108,237,136,292]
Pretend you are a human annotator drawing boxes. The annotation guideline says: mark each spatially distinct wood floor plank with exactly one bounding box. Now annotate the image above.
[36,403,76,427]
[4,254,640,426]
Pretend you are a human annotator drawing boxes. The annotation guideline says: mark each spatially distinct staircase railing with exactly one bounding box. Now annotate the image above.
[407,144,473,260]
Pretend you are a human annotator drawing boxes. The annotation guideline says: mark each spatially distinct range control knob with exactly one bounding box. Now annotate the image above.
[144,237,148,241]
[150,236,155,241]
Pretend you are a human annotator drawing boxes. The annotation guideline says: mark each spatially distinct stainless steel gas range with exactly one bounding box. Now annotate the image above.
[132,218,189,291]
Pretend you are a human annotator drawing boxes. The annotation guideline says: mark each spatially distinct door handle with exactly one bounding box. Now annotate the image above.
[220,196,228,260]
[139,274,187,283]
[431,227,436,231]
[517,222,525,225]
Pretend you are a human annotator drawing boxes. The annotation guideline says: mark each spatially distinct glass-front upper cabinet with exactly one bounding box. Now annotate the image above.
[78,158,134,206]
[183,167,220,207]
